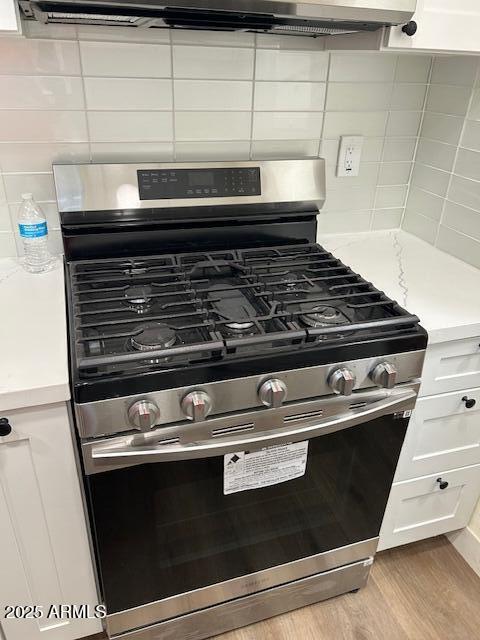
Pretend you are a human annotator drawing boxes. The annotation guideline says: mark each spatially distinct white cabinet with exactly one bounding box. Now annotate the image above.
[395,388,480,481]
[378,464,480,551]
[0,403,102,640]
[379,334,480,551]
[385,0,480,54]
[0,0,21,33]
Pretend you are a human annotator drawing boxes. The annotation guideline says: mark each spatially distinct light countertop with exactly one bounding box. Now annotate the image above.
[319,229,480,344]
[0,258,69,412]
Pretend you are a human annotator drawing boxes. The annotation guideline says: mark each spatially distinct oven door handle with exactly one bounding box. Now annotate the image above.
[84,387,416,474]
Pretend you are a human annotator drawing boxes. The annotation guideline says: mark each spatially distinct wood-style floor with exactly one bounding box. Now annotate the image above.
[87,536,480,640]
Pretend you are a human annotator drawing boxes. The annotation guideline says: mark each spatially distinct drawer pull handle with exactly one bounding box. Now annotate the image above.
[0,418,12,437]
[436,478,449,490]
[462,396,476,409]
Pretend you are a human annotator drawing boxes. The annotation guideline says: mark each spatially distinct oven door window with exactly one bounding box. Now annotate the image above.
[86,414,407,614]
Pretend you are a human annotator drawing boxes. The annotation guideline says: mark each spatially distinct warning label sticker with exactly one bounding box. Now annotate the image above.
[223,441,309,495]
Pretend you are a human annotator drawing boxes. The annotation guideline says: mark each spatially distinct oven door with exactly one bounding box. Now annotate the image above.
[82,384,417,636]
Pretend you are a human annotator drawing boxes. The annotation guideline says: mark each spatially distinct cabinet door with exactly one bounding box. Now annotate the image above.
[395,388,480,481]
[378,464,480,551]
[0,403,102,640]
[420,336,480,397]
[385,0,480,54]
[0,0,21,33]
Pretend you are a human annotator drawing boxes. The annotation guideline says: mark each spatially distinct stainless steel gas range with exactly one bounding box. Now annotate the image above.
[54,159,427,640]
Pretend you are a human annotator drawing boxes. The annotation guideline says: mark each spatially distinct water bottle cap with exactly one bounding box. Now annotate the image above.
[21,193,33,200]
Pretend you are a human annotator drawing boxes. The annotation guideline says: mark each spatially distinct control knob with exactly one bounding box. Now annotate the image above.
[181,390,212,422]
[258,378,288,408]
[128,400,160,431]
[328,368,356,396]
[371,362,397,389]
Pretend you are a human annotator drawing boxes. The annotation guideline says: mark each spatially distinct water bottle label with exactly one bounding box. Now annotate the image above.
[19,221,48,238]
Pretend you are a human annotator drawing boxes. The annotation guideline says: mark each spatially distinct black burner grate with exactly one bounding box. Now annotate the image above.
[68,243,420,378]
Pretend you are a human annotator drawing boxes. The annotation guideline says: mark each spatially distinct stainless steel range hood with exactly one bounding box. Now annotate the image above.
[19,0,416,37]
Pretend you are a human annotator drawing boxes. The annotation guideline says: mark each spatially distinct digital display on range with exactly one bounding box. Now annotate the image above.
[137,167,261,200]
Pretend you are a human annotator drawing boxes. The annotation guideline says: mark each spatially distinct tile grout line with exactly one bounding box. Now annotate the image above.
[370,55,400,231]
[399,54,435,231]
[316,51,331,161]
[75,31,92,163]
[433,58,480,247]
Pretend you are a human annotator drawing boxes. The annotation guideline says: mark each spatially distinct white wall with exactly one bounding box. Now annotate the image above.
[0,21,432,256]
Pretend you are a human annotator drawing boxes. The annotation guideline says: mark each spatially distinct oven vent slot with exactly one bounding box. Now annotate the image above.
[156,437,180,446]
[284,409,323,423]
[212,423,254,438]
[349,402,368,410]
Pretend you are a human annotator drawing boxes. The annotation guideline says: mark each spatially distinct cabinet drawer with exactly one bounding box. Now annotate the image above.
[395,388,480,481]
[378,464,480,551]
[420,337,480,397]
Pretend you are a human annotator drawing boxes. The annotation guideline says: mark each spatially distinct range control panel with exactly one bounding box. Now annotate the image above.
[137,167,261,200]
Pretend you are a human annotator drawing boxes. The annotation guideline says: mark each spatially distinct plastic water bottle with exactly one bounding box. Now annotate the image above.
[17,193,54,273]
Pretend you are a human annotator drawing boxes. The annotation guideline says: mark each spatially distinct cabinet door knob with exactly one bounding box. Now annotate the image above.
[402,20,417,36]
[462,396,476,409]
[0,417,12,437]
[436,478,449,490]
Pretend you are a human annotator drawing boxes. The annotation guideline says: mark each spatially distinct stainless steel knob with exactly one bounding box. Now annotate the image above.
[258,378,288,408]
[328,368,356,396]
[128,399,160,431]
[371,362,397,389]
[181,390,212,422]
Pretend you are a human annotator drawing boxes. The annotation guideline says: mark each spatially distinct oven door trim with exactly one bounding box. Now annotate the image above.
[82,383,418,474]
[105,537,378,637]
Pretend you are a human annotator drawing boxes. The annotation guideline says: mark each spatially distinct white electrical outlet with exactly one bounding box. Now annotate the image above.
[336,135,363,177]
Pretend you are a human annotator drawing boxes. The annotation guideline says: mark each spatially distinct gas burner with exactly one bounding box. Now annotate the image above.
[124,285,153,313]
[281,273,302,288]
[130,322,177,352]
[124,266,147,276]
[300,305,344,328]
[224,320,255,332]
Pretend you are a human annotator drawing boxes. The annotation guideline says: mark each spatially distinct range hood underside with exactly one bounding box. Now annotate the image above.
[19,0,415,37]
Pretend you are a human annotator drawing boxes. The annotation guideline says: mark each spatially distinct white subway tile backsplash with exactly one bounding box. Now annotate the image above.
[430,56,479,87]
[90,142,174,162]
[77,24,171,44]
[421,112,464,145]
[317,211,371,234]
[254,82,325,111]
[320,138,384,164]
[449,174,480,211]
[175,112,251,141]
[0,143,89,172]
[326,162,379,190]
[375,185,408,209]
[394,56,432,83]
[378,162,412,186]
[0,231,16,256]
[323,186,376,212]
[443,200,480,242]
[80,42,171,77]
[390,84,427,111]
[255,49,328,81]
[255,34,325,50]
[171,30,254,48]
[173,46,254,79]
[323,111,387,138]
[23,21,78,40]
[385,111,422,137]
[372,209,403,230]
[403,209,437,244]
[0,76,85,110]
[0,204,12,231]
[406,186,444,221]
[426,84,472,116]
[416,138,457,172]
[326,83,391,112]
[3,173,56,202]
[87,111,173,142]
[329,53,396,83]
[436,225,480,269]
[469,89,480,121]
[175,141,250,161]
[0,111,88,142]
[84,78,172,110]
[0,39,80,75]
[383,138,416,162]
[175,80,252,111]
[454,148,480,183]
[462,120,480,152]
[251,139,318,159]
[253,112,323,141]
[411,163,450,197]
